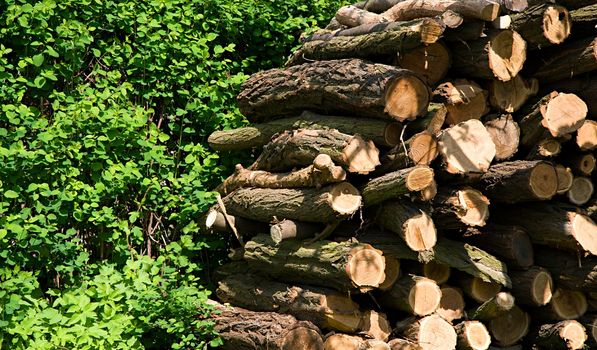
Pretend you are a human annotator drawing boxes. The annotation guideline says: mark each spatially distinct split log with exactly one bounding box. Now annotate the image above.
[451,30,527,82]
[395,314,457,350]
[243,235,386,292]
[556,164,574,194]
[458,275,502,303]
[488,75,539,113]
[437,119,497,174]
[238,59,430,123]
[433,80,489,125]
[402,261,451,285]
[461,225,533,269]
[483,115,520,161]
[362,166,435,206]
[375,131,438,174]
[217,274,363,332]
[373,201,437,252]
[567,176,594,205]
[251,129,380,174]
[509,266,554,307]
[437,286,465,322]
[488,305,530,347]
[406,103,447,137]
[210,300,324,350]
[387,338,422,350]
[509,4,571,48]
[561,152,596,176]
[380,0,500,22]
[533,37,597,83]
[492,202,597,255]
[536,288,588,321]
[477,160,558,203]
[395,42,451,85]
[207,111,403,151]
[288,18,445,65]
[270,219,323,244]
[534,246,597,293]
[532,320,587,350]
[543,73,597,117]
[378,275,441,316]
[468,292,515,321]
[204,209,268,237]
[432,187,490,228]
[576,120,597,151]
[455,321,491,350]
[324,334,390,350]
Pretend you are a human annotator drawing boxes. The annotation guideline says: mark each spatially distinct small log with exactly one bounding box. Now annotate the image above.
[458,275,502,303]
[395,314,457,350]
[207,111,403,151]
[432,186,490,228]
[243,235,386,292]
[451,30,527,82]
[406,103,447,137]
[395,42,451,85]
[469,292,516,321]
[567,176,594,205]
[534,246,597,293]
[402,261,451,284]
[433,79,489,125]
[378,275,441,316]
[380,0,500,22]
[437,286,465,322]
[379,257,401,291]
[373,201,437,252]
[376,131,438,174]
[362,166,435,206]
[251,129,380,174]
[555,164,574,194]
[533,37,597,83]
[388,338,422,350]
[238,59,430,123]
[437,119,497,174]
[270,219,323,244]
[324,334,390,350]
[360,310,393,341]
[488,75,539,113]
[204,209,268,237]
[525,137,562,160]
[509,4,571,48]
[543,72,597,117]
[536,288,588,321]
[478,160,558,203]
[210,300,324,350]
[488,305,530,347]
[455,321,491,350]
[444,21,486,42]
[509,266,554,307]
[576,120,597,151]
[532,320,587,350]
[561,152,596,176]
[461,225,533,269]
[483,115,520,161]
[335,5,384,27]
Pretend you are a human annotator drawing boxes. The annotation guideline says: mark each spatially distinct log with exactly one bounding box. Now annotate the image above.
[451,30,527,82]
[569,4,597,40]
[433,80,489,125]
[402,261,451,284]
[204,209,268,237]
[406,103,447,137]
[488,75,539,113]
[270,219,323,244]
[534,246,597,293]
[483,115,520,161]
[437,119,497,174]
[567,176,594,206]
[361,166,435,206]
[561,152,596,176]
[509,266,554,307]
[251,129,380,174]
[395,42,451,85]
[533,37,597,83]
[455,321,491,350]
[378,275,441,316]
[536,288,588,321]
[556,164,574,194]
[373,201,437,252]
[458,275,503,303]
[477,160,558,203]
[324,334,390,350]
[579,314,597,347]
[380,0,500,22]
[379,256,401,291]
[525,137,562,160]
[288,18,445,65]
[488,305,530,347]
[395,314,457,350]
[509,4,571,48]
[543,73,597,117]
[243,235,386,292]
[207,111,403,151]
[492,0,529,12]
[556,0,595,10]
[388,338,422,350]
[238,59,430,123]
[375,131,438,174]
[444,21,486,42]
[360,310,392,341]
[335,5,384,27]
[468,292,516,321]
[460,225,533,269]
[494,202,597,254]
[532,320,587,350]
[437,286,465,322]
[432,187,490,228]
[217,274,363,332]
[576,120,597,151]
[210,300,324,350]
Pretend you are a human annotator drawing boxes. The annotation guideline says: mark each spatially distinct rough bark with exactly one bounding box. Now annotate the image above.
[395,314,457,350]
[433,79,489,125]
[569,4,597,40]
[509,266,554,307]
[488,75,539,113]
[361,165,435,207]
[373,201,437,252]
[468,292,515,321]
[238,59,430,123]
[576,120,597,151]
[378,275,441,316]
[457,274,503,303]
[488,305,530,347]
[444,21,486,42]
[533,37,597,83]
[534,246,597,293]
[492,0,529,12]
[437,286,465,322]
[483,115,520,161]
[532,320,587,350]
[455,321,492,350]
[375,131,438,174]
[380,0,500,22]
[335,5,385,27]
[567,176,594,206]
[432,186,490,228]
[510,4,571,48]
[460,225,533,269]
[395,42,451,85]
[535,288,588,321]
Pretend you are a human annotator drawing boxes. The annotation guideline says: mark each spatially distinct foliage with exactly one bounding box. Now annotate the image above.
[0,0,345,348]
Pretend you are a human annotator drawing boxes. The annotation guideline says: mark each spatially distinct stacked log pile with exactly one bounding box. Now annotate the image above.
[205,1,597,349]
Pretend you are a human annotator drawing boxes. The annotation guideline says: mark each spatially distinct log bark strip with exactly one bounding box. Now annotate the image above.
[509,4,571,48]
[533,37,597,83]
[461,225,533,269]
[437,120,496,174]
[488,75,538,113]
[455,321,491,350]
[483,115,520,161]
[509,266,554,307]
[378,275,441,316]
[532,320,587,350]
[361,166,435,206]
[238,59,430,123]
[395,314,457,350]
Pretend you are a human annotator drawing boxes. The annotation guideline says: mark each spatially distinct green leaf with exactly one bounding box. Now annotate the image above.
[184,154,196,164]
[4,190,19,198]
[32,54,44,67]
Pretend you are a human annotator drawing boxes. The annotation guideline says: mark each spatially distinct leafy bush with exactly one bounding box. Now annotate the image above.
[0,0,345,348]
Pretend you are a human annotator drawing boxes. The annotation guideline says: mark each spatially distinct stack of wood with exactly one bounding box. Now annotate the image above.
[205,0,597,349]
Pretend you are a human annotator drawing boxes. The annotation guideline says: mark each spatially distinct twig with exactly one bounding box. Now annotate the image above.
[216,194,244,246]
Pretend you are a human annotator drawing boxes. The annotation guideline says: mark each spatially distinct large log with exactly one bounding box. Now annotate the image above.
[460,225,533,269]
[375,131,438,174]
[433,79,489,125]
[251,129,380,174]
[468,292,516,321]
[207,111,403,151]
[509,3,571,48]
[533,37,597,83]
[373,201,437,252]
[488,305,530,347]
[378,275,442,316]
[437,119,496,174]
[395,314,457,350]
[287,18,445,66]
[432,186,490,228]
[380,0,500,22]
[488,75,538,113]
[210,300,324,350]
[534,246,597,293]
[509,266,554,307]
[243,235,386,292]
[238,59,430,123]
[483,115,520,161]
[455,321,492,350]
[567,176,594,206]
[395,42,451,85]
[543,72,597,117]
[451,30,527,82]
[531,320,587,350]
[361,166,435,206]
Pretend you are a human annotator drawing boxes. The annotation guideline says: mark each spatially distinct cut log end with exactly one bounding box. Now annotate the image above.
[406,166,435,192]
[323,334,360,350]
[577,153,596,176]
[495,291,516,310]
[537,138,562,158]
[404,211,437,252]
[543,6,571,45]
[552,288,588,320]
[481,3,501,22]
[555,165,574,194]
[205,209,219,229]
[409,132,439,166]
[457,321,492,350]
[408,277,442,316]
[347,246,386,290]
[567,177,594,206]
[529,162,559,200]
[379,257,401,291]
[437,286,465,322]
[559,321,587,350]
[572,214,597,256]
[490,307,530,347]
[543,93,588,137]
[282,327,325,350]
[484,115,520,161]
[384,75,430,122]
[329,182,362,216]
[468,277,502,303]
[457,188,490,227]
[533,270,554,306]
[576,120,597,151]
[488,30,527,82]
[396,42,451,85]
[416,315,457,350]
[361,310,392,341]
[388,338,422,350]
[344,136,381,174]
[439,119,496,174]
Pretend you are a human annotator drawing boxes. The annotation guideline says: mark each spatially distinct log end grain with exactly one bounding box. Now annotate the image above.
[344,136,382,174]
[396,42,451,85]
[490,306,530,347]
[361,310,392,341]
[384,122,404,147]
[409,277,442,316]
[529,161,559,200]
[329,182,362,216]
[488,30,527,82]
[323,334,360,350]
[484,115,520,161]
[404,210,437,252]
[406,166,435,192]
[379,257,401,291]
[577,120,597,151]
[542,6,571,45]
[437,286,465,322]
[567,177,594,206]
[456,188,491,227]
[576,153,596,176]
[409,131,439,166]
[384,75,430,122]
[347,245,387,290]
[281,327,325,350]
[456,321,492,350]
[555,165,574,194]
[558,320,587,350]
[532,269,555,306]
[552,288,588,320]
[413,314,457,350]
[438,119,496,174]
[572,214,597,256]
[543,93,588,137]
[466,277,502,303]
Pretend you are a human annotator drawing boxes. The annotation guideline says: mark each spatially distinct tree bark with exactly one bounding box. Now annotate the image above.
[488,305,530,347]
[380,0,500,22]
[335,5,385,27]
[395,314,457,350]
[532,320,587,350]
[509,4,571,48]
[533,37,597,83]
[488,75,538,113]
[444,21,485,42]
[468,292,515,321]
[433,79,489,125]
[395,42,451,85]
[204,209,268,237]
[455,321,492,350]
[560,153,596,176]
[361,166,435,207]
[569,4,597,40]
[432,186,490,228]
[534,246,597,293]
[483,115,520,161]
[509,266,554,307]
[375,131,438,174]
[492,0,529,12]
[238,59,430,123]
[378,275,441,316]
[437,286,465,322]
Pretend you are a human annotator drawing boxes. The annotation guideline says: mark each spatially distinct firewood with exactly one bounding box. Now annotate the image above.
[373,201,437,252]
[361,165,435,206]
[379,257,401,291]
[387,338,422,350]
[204,209,268,237]
[460,225,533,269]
[395,42,451,85]
[509,266,554,307]
[208,111,403,151]
[402,261,451,284]
[579,314,597,347]
[533,37,597,83]
[209,300,324,350]
[378,275,442,316]
[437,119,497,174]
[324,334,390,350]
[488,305,530,347]
[557,0,595,10]
[458,275,503,303]
[525,137,562,160]
[534,246,597,293]
[270,219,323,244]
[576,120,597,151]
[509,3,571,48]
[444,21,486,42]
[451,30,527,82]
[251,129,380,174]
[437,286,465,323]
[395,314,457,350]
[433,79,489,125]
[362,0,401,13]
[555,164,574,194]
[238,59,430,123]
[380,0,500,22]
[567,177,594,205]
[483,115,520,161]
[569,4,597,40]
[536,288,588,321]
[375,131,438,174]
[544,72,597,117]
[360,310,392,341]
[406,103,447,137]
[455,320,491,350]
[432,186,490,228]
[243,235,386,292]
[531,320,587,350]
[488,75,538,113]
[469,292,516,321]
[561,152,596,176]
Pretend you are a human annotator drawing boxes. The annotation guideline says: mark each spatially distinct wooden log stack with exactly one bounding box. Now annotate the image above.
[205,1,597,349]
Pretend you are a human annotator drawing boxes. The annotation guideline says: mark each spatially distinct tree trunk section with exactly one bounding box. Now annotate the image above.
[483,115,520,161]
[533,37,597,83]
[457,274,503,303]
[438,119,497,174]
[362,166,435,206]
[324,334,391,350]
[437,286,465,322]
[455,321,492,350]
[510,4,571,48]
[488,75,538,113]
[380,0,500,22]
[395,42,451,85]
[376,131,438,174]
[566,176,594,205]
[432,186,490,228]
[388,338,422,350]
[378,275,441,316]
[373,201,437,252]
[468,292,515,321]
[204,209,268,237]
[488,305,530,347]
[561,153,596,176]
[444,21,485,42]
[379,256,401,291]
[509,266,554,307]
[433,79,489,125]
[524,137,562,160]
[555,164,574,194]
[532,320,587,350]
[270,219,323,244]
[360,310,392,341]
[335,5,384,27]
[395,314,457,350]
[534,246,597,293]
[576,120,597,151]
[536,288,588,321]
